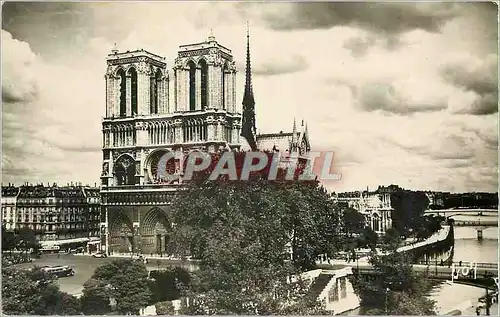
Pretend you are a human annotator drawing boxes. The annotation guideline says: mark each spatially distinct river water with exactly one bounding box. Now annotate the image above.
[429,216,498,315]
[347,216,499,315]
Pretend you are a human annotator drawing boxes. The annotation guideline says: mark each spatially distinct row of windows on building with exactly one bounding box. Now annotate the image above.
[103,193,171,204]
[115,61,236,117]
[6,207,95,213]
[116,68,163,117]
[184,60,234,112]
[14,215,91,222]
[16,199,89,204]
[104,122,237,147]
[2,207,100,226]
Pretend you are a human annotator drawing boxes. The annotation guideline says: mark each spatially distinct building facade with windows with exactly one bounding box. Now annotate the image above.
[1,185,20,230]
[1,184,101,249]
[334,188,394,235]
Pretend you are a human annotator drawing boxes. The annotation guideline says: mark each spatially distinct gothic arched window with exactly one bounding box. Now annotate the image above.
[188,61,196,111]
[150,68,157,114]
[118,69,126,117]
[199,59,208,110]
[150,69,162,114]
[129,68,138,115]
[222,63,228,110]
[114,155,136,186]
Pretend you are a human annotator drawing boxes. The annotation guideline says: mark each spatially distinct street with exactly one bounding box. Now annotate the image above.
[14,254,190,296]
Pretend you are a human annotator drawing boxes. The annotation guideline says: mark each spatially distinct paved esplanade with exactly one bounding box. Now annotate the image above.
[14,254,193,296]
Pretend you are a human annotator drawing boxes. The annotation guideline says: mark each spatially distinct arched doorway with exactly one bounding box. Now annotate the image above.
[154,222,169,254]
[109,211,134,254]
[140,208,171,255]
[114,155,136,185]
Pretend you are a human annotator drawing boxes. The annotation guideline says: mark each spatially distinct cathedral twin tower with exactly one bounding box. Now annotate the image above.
[101,33,242,187]
[104,33,238,118]
[100,30,310,255]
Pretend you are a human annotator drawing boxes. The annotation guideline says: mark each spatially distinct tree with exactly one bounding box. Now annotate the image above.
[342,207,365,236]
[155,301,175,315]
[389,190,430,236]
[80,279,112,315]
[380,227,401,250]
[149,267,191,303]
[181,262,327,315]
[167,178,339,314]
[356,227,378,250]
[1,225,18,251]
[15,226,41,254]
[84,259,152,315]
[32,284,82,315]
[350,242,437,315]
[2,266,81,315]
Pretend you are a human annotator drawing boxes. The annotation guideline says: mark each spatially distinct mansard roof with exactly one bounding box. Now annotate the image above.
[16,185,86,198]
[84,187,101,198]
[1,186,20,197]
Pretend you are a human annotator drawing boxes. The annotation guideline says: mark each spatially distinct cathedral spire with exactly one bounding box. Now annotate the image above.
[241,22,257,151]
[243,22,255,109]
[290,118,298,153]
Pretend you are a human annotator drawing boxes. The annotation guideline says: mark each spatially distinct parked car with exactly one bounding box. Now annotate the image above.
[131,254,148,264]
[92,252,107,258]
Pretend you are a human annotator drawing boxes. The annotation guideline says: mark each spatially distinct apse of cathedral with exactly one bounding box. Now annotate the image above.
[99,31,311,255]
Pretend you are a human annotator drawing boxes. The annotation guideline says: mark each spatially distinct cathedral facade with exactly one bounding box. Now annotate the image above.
[100,32,310,255]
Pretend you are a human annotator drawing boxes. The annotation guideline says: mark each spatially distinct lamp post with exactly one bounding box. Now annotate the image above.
[384,287,390,314]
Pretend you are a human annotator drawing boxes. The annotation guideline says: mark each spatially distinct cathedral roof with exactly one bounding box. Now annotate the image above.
[256,119,310,154]
[256,132,295,152]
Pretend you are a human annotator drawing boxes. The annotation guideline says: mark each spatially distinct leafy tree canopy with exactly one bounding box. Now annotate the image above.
[80,278,113,315]
[2,266,81,315]
[2,226,40,253]
[167,178,341,314]
[351,242,437,315]
[83,259,152,315]
[148,267,191,303]
[342,207,366,236]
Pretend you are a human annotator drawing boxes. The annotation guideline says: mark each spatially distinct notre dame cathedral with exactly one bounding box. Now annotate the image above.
[100,30,311,255]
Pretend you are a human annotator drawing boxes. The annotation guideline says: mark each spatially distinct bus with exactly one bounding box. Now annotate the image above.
[40,245,60,253]
[41,265,75,278]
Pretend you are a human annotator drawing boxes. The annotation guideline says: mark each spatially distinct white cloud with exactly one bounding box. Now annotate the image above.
[1,30,40,102]
[1,2,497,192]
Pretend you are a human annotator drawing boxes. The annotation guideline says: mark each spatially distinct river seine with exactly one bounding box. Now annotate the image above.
[429,216,498,315]
[346,215,498,315]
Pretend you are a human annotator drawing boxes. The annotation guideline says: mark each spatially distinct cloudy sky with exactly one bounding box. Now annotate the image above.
[2,2,498,193]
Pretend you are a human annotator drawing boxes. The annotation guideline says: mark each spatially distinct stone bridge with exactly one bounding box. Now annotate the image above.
[351,264,498,289]
[424,208,498,217]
